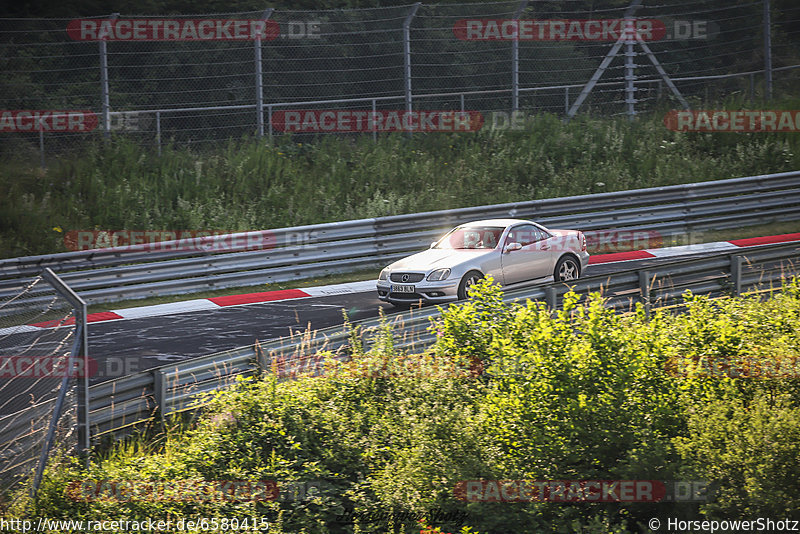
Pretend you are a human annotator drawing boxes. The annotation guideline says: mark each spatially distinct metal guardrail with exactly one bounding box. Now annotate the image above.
[72,240,799,439]
[1,171,799,311]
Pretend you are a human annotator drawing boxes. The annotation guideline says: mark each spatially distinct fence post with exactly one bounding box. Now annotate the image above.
[99,13,118,140]
[511,0,528,112]
[39,129,45,169]
[403,3,421,118]
[155,111,161,156]
[763,0,772,100]
[268,105,273,142]
[31,268,91,500]
[78,299,89,464]
[372,99,377,142]
[624,18,637,121]
[255,9,275,138]
[566,0,641,120]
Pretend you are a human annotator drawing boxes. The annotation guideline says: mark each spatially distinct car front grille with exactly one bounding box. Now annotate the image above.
[390,273,425,283]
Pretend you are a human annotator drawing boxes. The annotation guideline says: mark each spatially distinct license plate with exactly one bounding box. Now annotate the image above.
[391,284,415,293]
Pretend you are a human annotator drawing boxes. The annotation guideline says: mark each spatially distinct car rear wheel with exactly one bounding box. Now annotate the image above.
[554,256,580,282]
[457,270,484,300]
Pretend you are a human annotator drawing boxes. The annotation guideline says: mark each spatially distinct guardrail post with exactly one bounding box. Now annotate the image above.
[545,286,557,312]
[254,340,268,372]
[153,368,167,425]
[639,270,651,317]
[731,255,743,296]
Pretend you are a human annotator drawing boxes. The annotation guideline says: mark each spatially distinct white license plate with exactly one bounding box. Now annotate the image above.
[391,284,415,293]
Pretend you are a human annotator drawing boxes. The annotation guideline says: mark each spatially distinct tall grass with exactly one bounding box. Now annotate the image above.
[2,110,799,258]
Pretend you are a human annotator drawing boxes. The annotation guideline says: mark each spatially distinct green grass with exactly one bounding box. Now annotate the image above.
[2,108,800,259]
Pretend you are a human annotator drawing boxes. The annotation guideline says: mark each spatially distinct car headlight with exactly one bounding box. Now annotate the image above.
[379,268,389,281]
[426,268,451,281]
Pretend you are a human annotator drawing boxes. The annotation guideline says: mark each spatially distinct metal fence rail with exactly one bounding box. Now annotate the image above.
[0,170,799,311]
[85,240,800,438]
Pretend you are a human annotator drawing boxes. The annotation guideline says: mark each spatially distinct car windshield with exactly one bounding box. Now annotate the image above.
[434,226,504,250]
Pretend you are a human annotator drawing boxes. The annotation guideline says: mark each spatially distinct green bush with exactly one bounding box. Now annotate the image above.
[19,278,800,532]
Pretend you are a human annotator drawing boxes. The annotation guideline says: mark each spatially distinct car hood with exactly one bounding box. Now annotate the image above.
[388,248,495,271]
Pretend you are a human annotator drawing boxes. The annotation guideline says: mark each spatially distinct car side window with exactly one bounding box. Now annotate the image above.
[507,224,539,246]
[530,226,552,243]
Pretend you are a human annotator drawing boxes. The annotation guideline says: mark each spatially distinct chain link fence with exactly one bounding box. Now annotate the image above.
[1,0,799,161]
[0,271,87,507]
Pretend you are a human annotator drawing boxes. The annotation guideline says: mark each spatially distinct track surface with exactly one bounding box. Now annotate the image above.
[1,243,797,414]
[83,254,718,384]
[0,254,668,414]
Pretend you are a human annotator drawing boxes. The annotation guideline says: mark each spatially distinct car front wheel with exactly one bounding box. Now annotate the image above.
[554,256,580,282]
[457,270,484,300]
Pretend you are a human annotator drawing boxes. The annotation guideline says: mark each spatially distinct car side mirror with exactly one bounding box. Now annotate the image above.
[504,242,522,253]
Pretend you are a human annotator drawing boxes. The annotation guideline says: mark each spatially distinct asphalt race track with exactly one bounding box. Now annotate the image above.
[0,247,794,414]
[81,253,722,385]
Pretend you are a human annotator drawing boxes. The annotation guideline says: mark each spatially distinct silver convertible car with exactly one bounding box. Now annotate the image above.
[376,219,589,306]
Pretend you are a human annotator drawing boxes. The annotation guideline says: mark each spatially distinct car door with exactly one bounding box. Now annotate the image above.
[500,224,554,285]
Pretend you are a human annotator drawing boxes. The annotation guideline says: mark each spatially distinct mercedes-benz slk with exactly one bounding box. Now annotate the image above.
[376,218,589,307]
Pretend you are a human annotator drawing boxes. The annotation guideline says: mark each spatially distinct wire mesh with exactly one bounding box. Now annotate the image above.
[0,1,798,158]
[0,275,78,502]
